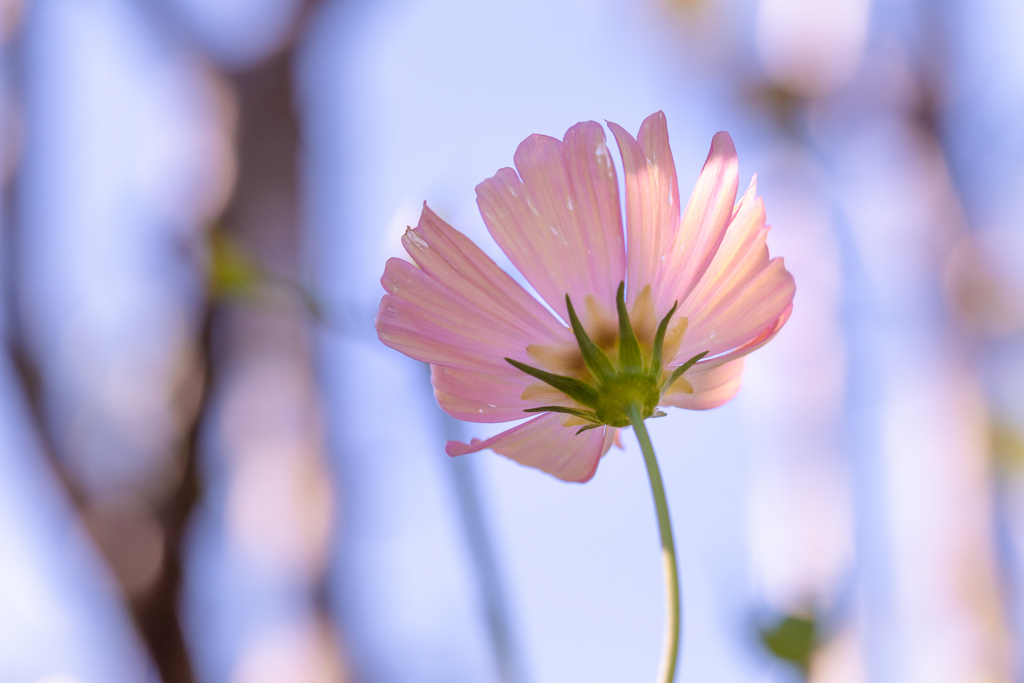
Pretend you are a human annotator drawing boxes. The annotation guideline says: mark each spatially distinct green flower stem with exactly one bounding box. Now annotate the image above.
[626,403,681,683]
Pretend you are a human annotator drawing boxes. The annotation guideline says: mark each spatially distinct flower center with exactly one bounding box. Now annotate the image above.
[506,282,707,433]
[593,372,662,428]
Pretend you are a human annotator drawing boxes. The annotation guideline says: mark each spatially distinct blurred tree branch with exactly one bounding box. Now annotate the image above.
[3,1,327,682]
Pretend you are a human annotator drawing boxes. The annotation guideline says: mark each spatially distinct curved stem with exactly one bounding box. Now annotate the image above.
[626,404,681,683]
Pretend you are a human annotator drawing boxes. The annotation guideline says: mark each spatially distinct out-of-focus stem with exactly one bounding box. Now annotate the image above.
[449,454,524,683]
[436,398,524,683]
[626,404,681,683]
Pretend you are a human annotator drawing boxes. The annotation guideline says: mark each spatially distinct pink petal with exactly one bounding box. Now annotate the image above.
[662,297,789,412]
[376,206,572,379]
[667,172,794,364]
[708,301,793,365]
[408,205,567,342]
[475,122,626,320]
[608,112,680,312]
[603,427,619,453]
[431,364,535,423]
[681,175,767,316]
[378,259,531,371]
[446,413,615,483]
[732,171,758,220]
[660,358,746,410]
[657,132,740,313]
[678,257,795,360]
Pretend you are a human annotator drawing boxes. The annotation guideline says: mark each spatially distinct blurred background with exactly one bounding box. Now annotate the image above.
[0,0,1022,681]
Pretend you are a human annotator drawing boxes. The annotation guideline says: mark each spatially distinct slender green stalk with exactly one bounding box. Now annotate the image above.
[626,404,681,683]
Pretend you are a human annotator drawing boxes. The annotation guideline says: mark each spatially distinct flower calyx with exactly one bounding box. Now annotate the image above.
[506,282,708,433]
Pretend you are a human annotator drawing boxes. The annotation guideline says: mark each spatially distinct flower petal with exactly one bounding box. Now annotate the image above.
[681,175,767,318]
[661,357,746,410]
[657,132,740,313]
[707,300,793,365]
[678,257,795,360]
[446,413,614,483]
[608,112,680,312]
[377,259,529,370]
[376,206,573,377]
[432,364,535,423]
[661,295,790,412]
[407,205,567,342]
[670,174,795,361]
[476,122,625,320]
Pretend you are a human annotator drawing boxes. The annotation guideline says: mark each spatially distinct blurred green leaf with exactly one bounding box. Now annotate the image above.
[759,612,817,675]
[207,230,265,300]
[205,229,338,330]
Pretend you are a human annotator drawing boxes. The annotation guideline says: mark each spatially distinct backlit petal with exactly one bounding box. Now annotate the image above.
[476,122,625,320]
[376,206,573,379]
[680,176,768,320]
[378,258,532,371]
[431,365,535,423]
[660,358,746,410]
[608,112,680,312]
[677,257,795,360]
[701,301,793,366]
[656,132,739,313]
[446,413,613,483]
[664,173,794,361]
[407,205,568,341]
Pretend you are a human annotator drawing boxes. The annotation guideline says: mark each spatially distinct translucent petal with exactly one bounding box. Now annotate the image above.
[661,358,746,411]
[446,413,614,483]
[476,122,626,321]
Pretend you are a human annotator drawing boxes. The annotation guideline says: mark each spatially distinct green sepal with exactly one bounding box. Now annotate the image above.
[615,282,643,374]
[523,405,599,423]
[651,410,668,418]
[661,351,709,394]
[505,358,600,408]
[650,301,679,376]
[575,424,603,435]
[565,295,616,383]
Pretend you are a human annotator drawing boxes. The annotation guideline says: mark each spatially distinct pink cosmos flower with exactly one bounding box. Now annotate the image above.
[376,111,794,483]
